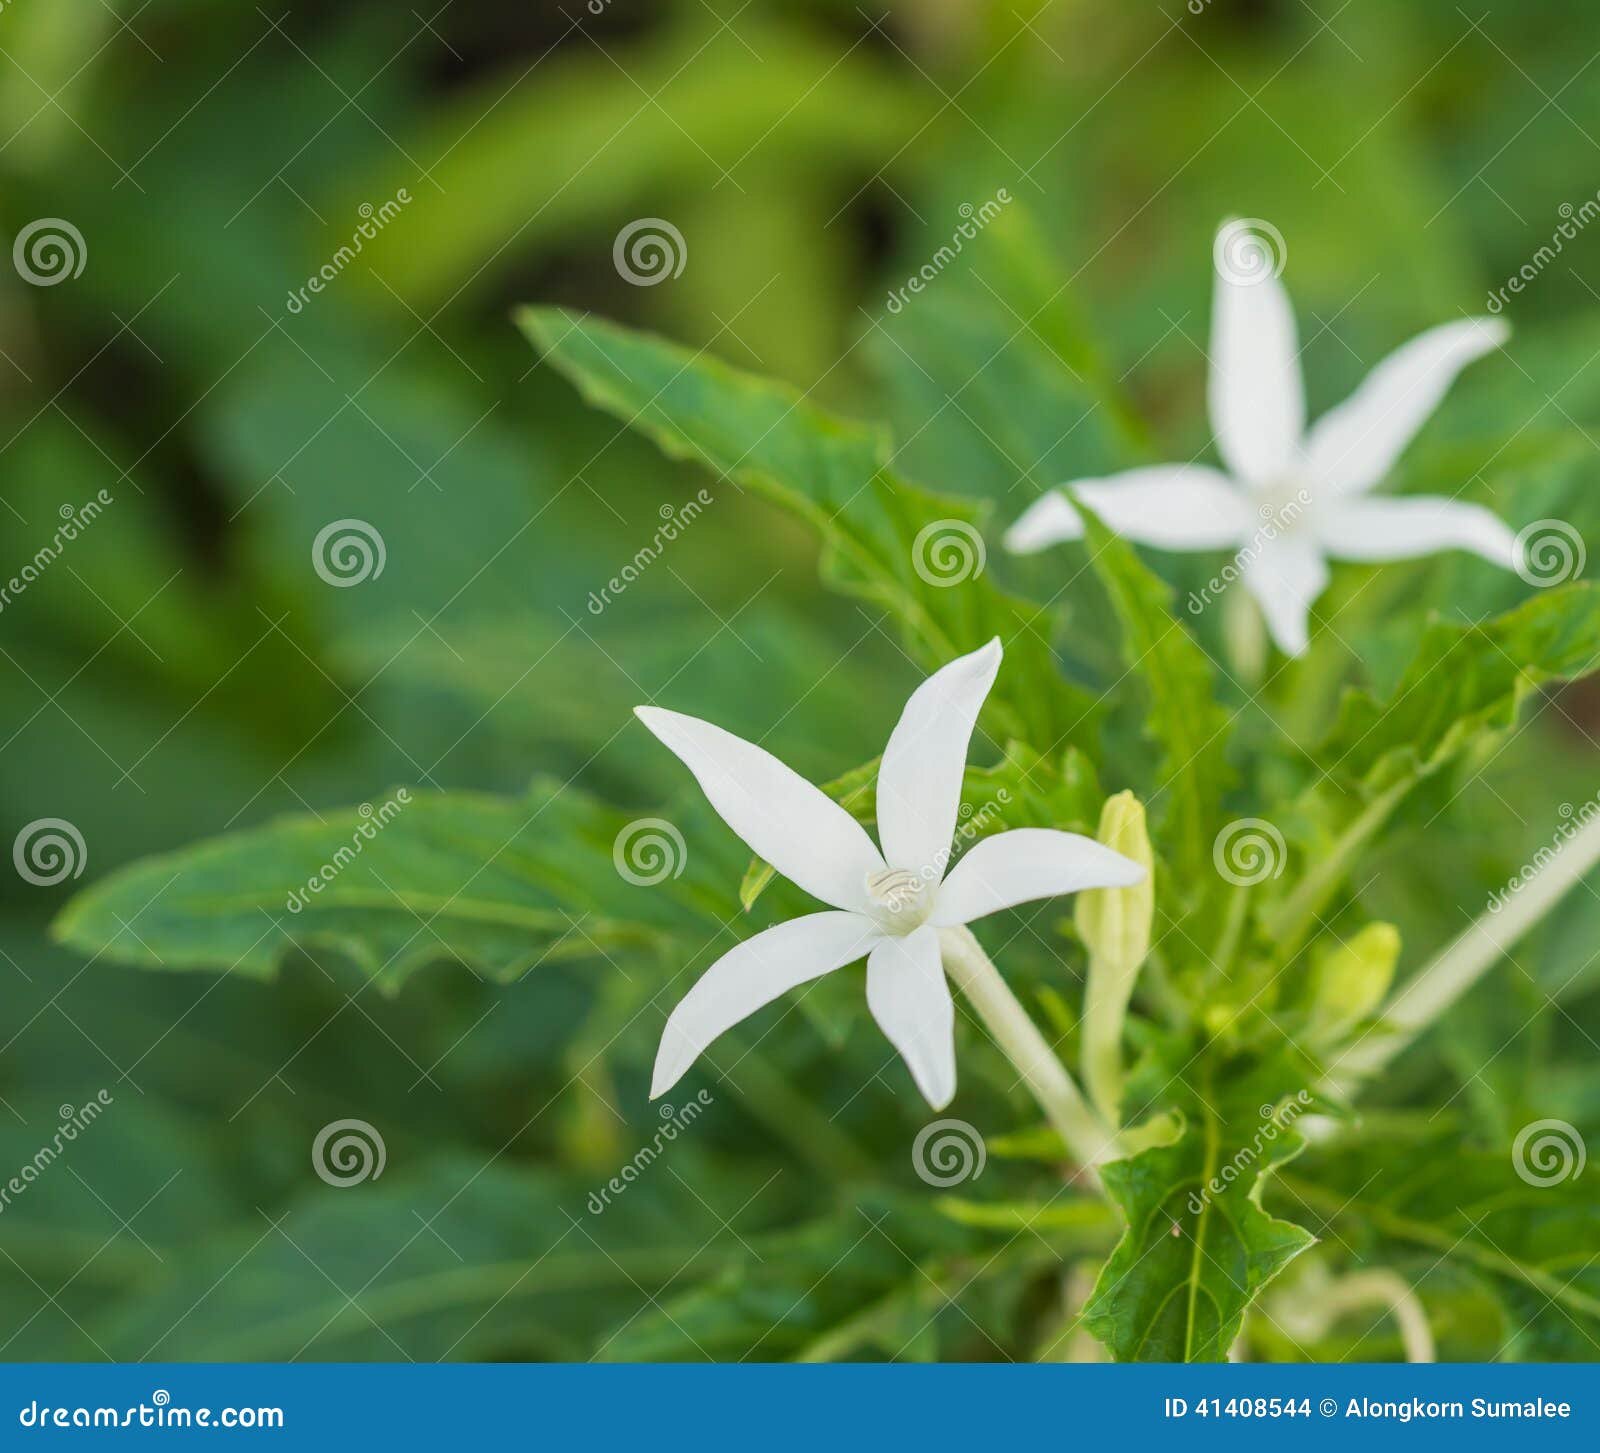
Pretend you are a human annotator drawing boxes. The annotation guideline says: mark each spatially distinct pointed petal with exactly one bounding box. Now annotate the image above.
[1240,535,1329,657]
[636,707,883,912]
[876,639,1001,882]
[1304,318,1510,496]
[866,925,955,1108]
[651,911,881,1097]
[931,828,1145,927]
[1003,491,1085,552]
[1006,469,1255,555]
[1317,495,1519,568]
[1209,244,1305,486]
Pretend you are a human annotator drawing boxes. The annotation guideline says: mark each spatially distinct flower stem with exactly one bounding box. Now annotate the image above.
[1328,806,1600,1089]
[938,925,1120,1169]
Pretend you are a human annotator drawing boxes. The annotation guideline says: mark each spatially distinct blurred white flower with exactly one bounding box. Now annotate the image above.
[1006,225,1518,655]
[636,638,1143,1108]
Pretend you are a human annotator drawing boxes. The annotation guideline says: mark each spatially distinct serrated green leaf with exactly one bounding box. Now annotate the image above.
[1082,1051,1316,1361]
[53,780,736,990]
[517,306,1101,749]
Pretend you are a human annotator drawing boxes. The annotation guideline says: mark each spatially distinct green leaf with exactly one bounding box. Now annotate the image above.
[1270,585,1600,949]
[1281,1132,1600,1360]
[1075,505,1237,892]
[517,306,1101,749]
[52,780,739,989]
[1318,584,1600,797]
[1082,1049,1316,1361]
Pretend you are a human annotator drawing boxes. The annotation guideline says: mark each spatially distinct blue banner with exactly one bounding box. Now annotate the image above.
[0,1364,1593,1448]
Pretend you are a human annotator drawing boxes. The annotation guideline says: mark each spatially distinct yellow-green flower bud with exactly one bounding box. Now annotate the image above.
[1308,922,1399,1042]
[1078,791,1155,1125]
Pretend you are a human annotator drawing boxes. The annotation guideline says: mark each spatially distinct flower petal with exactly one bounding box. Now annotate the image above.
[1240,534,1329,657]
[1006,469,1256,555]
[635,706,884,912]
[1003,491,1085,551]
[1303,318,1510,496]
[876,639,1001,883]
[1007,469,1260,556]
[651,911,881,1098]
[866,925,955,1108]
[931,828,1145,927]
[1316,495,1519,568]
[1209,250,1305,486]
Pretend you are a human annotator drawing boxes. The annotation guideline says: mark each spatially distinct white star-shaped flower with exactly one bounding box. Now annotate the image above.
[1005,226,1519,655]
[635,638,1144,1109]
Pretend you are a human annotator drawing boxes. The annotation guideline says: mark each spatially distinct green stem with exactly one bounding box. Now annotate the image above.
[1328,808,1600,1090]
[937,925,1120,1169]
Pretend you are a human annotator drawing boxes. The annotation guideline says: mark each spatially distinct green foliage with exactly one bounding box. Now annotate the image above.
[14,0,1600,1369]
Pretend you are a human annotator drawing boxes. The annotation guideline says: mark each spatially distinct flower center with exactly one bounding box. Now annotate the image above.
[1254,475,1314,539]
[865,866,934,934]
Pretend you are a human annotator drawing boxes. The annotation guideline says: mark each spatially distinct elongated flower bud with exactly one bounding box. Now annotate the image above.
[1308,922,1399,1042]
[1079,792,1154,1124]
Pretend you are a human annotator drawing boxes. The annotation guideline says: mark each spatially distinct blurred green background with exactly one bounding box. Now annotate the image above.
[1,0,1597,1360]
